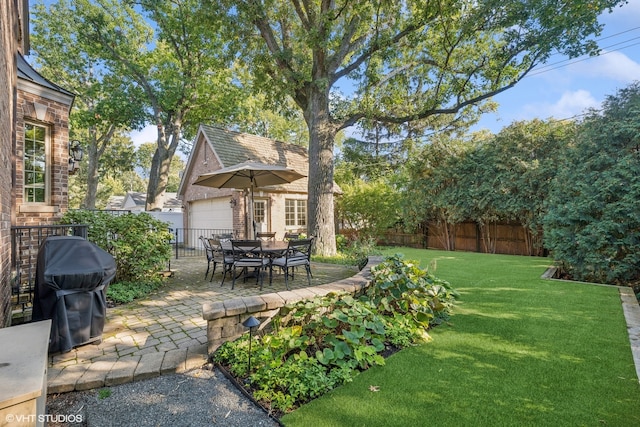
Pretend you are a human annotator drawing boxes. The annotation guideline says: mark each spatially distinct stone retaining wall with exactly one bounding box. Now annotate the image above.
[202,257,383,355]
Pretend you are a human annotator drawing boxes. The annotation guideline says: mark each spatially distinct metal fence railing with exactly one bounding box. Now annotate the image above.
[11,224,89,319]
[169,228,237,259]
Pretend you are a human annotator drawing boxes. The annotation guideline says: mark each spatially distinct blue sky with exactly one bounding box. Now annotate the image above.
[474,1,640,133]
[129,2,640,145]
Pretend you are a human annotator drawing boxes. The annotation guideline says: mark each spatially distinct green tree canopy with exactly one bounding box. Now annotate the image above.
[401,119,574,254]
[31,0,148,208]
[46,0,245,212]
[336,179,400,241]
[544,82,640,285]
[214,0,626,255]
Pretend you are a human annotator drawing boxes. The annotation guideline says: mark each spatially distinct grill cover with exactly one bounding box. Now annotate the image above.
[32,236,116,353]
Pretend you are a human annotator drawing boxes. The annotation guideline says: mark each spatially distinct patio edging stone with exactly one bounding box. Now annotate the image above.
[202,256,383,355]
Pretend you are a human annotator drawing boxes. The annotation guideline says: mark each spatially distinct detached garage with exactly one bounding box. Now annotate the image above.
[177,125,312,239]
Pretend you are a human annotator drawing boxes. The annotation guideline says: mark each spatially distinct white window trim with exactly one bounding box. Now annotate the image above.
[23,121,51,205]
[285,198,307,228]
[254,199,267,224]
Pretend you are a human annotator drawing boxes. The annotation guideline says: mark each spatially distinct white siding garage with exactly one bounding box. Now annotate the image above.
[190,197,233,230]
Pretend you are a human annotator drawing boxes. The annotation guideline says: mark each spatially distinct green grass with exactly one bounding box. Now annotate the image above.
[281,249,640,426]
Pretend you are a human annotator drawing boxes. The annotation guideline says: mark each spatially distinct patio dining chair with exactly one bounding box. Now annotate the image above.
[256,231,276,241]
[219,239,235,286]
[270,238,313,290]
[199,236,217,280]
[229,240,270,290]
[283,232,299,241]
[208,238,234,283]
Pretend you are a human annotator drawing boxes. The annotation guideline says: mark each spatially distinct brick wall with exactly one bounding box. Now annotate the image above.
[0,0,21,327]
[181,134,240,230]
[13,88,70,226]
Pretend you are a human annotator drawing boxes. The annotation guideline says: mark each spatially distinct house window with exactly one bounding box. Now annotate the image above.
[254,200,266,223]
[285,199,306,227]
[24,123,49,203]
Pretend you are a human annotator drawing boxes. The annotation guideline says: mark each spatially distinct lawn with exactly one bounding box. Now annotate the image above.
[281,249,640,426]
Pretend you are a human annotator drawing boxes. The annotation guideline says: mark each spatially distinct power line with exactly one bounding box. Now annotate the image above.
[527,40,640,77]
[543,26,640,60]
[526,27,640,77]
[530,37,640,76]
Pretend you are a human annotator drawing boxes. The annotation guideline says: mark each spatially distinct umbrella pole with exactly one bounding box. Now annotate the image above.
[249,185,255,239]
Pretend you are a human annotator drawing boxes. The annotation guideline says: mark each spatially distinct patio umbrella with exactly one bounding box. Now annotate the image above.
[193,161,306,238]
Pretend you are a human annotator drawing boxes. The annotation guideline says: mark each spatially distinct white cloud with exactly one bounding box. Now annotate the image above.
[574,51,640,83]
[521,90,600,121]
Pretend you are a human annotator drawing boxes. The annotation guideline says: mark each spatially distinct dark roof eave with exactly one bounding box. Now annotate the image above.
[17,53,76,101]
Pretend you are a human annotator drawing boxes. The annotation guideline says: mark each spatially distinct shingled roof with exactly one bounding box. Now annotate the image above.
[199,125,310,193]
[123,192,182,211]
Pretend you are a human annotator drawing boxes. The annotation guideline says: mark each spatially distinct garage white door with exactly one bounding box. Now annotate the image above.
[190,198,233,230]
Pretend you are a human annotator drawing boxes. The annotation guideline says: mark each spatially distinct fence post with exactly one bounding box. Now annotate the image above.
[174,228,179,259]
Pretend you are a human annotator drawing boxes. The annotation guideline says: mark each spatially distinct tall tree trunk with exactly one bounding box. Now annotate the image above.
[305,90,337,256]
[82,142,99,209]
[82,125,115,209]
[146,123,178,211]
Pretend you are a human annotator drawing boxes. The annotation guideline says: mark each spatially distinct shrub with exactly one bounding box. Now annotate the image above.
[543,83,640,285]
[315,235,379,269]
[60,210,172,283]
[213,254,457,414]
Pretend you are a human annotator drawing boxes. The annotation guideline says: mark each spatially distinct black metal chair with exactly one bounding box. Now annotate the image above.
[256,231,276,241]
[229,240,270,290]
[219,239,235,286]
[284,232,299,240]
[207,238,233,283]
[270,238,313,290]
[200,236,217,280]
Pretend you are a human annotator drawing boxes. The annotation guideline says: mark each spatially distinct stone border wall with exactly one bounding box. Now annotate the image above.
[202,257,383,355]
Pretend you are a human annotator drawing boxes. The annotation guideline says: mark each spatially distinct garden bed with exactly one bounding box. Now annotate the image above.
[211,254,459,416]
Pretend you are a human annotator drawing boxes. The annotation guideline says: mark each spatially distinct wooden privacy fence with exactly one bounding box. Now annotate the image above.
[426,221,535,255]
[362,221,545,256]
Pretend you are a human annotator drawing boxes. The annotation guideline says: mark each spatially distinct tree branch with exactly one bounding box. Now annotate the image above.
[333,22,421,82]
[291,0,311,30]
[327,14,362,76]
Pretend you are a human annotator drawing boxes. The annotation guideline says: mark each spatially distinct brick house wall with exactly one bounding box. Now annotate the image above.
[0,0,25,327]
[13,86,72,226]
[180,134,238,230]
[1,2,74,327]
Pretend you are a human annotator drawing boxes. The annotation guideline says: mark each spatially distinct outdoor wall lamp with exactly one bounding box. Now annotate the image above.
[68,140,84,174]
[242,315,261,379]
[229,197,237,208]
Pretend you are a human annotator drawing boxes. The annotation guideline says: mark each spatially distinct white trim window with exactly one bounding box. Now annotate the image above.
[254,200,266,223]
[285,199,306,227]
[23,122,50,203]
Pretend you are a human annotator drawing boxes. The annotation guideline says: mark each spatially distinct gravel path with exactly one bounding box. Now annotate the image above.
[46,367,280,427]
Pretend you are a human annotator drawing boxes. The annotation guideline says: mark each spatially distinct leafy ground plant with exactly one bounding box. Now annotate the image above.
[106,278,164,305]
[212,254,457,415]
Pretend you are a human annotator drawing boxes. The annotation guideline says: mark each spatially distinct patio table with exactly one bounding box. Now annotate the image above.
[260,241,289,257]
